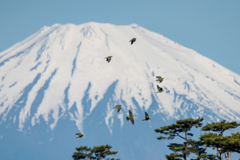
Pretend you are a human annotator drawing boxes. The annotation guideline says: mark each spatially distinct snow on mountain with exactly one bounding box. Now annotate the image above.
[0,22,240,135]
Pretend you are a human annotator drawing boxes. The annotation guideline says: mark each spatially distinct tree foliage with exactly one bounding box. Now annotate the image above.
[72,145,92,159]
[72,144,119,160]
[154,118,205,160]
[200,120,240,159]
[155,118,240,160]
[201,120,240,136]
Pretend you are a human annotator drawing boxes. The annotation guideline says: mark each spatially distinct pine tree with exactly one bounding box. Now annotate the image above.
[91,144,118,160]
[72,144,119,160]
[201,120,240,160]
[154,118,204,160]
[189,139,217,160]
[72,145,92,160]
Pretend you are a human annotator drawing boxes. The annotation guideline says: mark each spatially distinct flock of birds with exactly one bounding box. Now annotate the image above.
[75,38,165,158]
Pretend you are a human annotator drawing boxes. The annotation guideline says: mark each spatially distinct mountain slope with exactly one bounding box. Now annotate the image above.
[1,22,240,136]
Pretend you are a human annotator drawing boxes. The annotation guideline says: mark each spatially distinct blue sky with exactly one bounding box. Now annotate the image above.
[1,0,240,75]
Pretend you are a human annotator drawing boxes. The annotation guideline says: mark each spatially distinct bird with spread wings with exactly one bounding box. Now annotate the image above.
[75,133,84,138]
[129,38,137,45]
[113,105,122,113]
[156,76,164,83]
[156,85,164,93]
[105,56,113,63]
[126,110,134,125]
[142,112,151,121]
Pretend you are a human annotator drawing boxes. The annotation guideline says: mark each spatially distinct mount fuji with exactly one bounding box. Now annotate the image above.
[0,22,240,160]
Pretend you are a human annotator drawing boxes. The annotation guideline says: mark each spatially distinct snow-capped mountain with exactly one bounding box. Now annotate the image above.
[0,22,240,160]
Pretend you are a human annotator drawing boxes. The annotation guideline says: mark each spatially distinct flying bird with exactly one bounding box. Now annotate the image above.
[156,76,164,83]
[126,110,134,125]
[156,85,164,93]
[113,105,122,113]
[142,112,151,121]
[129,38,137,45]
[75,133,84,138]
[105,56,113,63]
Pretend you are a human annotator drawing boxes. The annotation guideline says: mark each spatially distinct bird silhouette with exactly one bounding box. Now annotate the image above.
[156,85,164,93]
[113,105,122,112]
[156,76,164,83]
[105,56,113,63]
[129,38,137,45]
[142,112,151,121]
[75,133,84,138]
[126,110,134,125]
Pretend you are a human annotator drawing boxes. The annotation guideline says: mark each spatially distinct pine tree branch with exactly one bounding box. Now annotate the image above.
[176,133,186,141]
